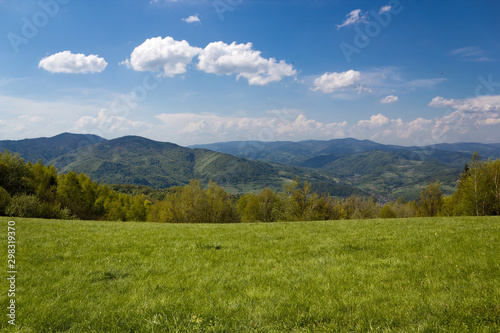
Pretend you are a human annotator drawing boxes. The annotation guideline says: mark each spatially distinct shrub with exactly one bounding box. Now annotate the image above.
[0,186,11,215]
[6,194,41,218]
[379,203,396,219]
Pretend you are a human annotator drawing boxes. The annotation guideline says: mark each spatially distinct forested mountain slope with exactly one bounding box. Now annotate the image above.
[0,133,105,163]
[47,135,364,196]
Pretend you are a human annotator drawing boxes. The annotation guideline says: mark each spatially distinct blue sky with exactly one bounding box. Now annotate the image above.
[1,0,499,146]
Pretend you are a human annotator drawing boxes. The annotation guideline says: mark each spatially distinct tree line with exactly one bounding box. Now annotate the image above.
[1,150,499,223]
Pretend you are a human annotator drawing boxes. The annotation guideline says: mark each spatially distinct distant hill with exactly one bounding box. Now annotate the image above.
[44,135,365,197]
[316,150,462,200]
[4,133,499,201]
[191,138,500,167]
[428,142,500,159]
[0,133,105,163]
[191,139,500,200]
[190,138,400,166]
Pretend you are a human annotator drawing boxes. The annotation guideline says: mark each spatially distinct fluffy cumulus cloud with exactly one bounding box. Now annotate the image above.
[147,99,500,145]
[379,5,391,14]
[0,115,43,135]
[354,113,435,144]
[357,114,389,128]
[429,95,500,113]
[429,95,500,139]
[123,37,295,85]
[380,95,399,104]
[122,36,202,77]
[197,41,296,85]
[154,111,346,144]
[38,51,108,74]
[312,70,361,93]
[0,95,102,140]
[337,9,367,29]
[182,14,200,23]
[74,109,150,136]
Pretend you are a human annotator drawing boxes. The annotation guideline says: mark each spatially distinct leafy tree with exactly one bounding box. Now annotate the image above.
[205,181,239,223]
[6,195,41,218]
[283,178,314,221]
[379,203,396,218]
[418,181,443,217]
[486,159,500,215]
[126,195,148,222]
[445,154,500,216]
[0,186,11,215]
[237,193,259,222]
[32,162,58,203]
[238,188,282,222]
[0,150,33,195]
[342,196,379,220]
[307,195,345,221]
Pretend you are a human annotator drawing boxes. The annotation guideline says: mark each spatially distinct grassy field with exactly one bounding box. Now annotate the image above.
[1,217,499,332]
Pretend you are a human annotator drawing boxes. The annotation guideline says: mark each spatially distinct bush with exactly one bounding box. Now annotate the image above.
[0,186,11,215]
[39,202,76,220]
[6,194,41,218]
[379,203,396,219]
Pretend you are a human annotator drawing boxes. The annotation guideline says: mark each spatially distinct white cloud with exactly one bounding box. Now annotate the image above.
[38,51,108,74]
[74,109,150,136]
[310,68,446,98]
[404,78,447,89]
[197,41,296,85]
[380,95,399,104]
[450,46,493,62]
[174,108,497,146]
[344,96,500,144]
[0,95,101,140]
[154,111,347,145]
[182,14,200,23]
[429,95,500,112]
[357,114,389,128]
[379,5,391,14]
[312,70,361,93]
[429,95,500,141]
[354,114,435,143]
[122,36,202,77]
[428,96,458,108]
[337,9,367,29]
[396,118,433,139]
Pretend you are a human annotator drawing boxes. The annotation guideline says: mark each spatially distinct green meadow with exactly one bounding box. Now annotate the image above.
[1,217,499,332]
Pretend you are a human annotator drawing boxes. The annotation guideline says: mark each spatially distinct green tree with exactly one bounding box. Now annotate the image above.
[379,203,396,218]
[205,180,240,223]
[446,154,500,216]
[283,178,313,221]
[0,150,33,195]
[307,195,346,221]
[418,181,443,217]
[6,195,41,218]
[32,162,58,203]
[486,159,500,215]
[237,193,259,222]
[237,188,282,222]
[341,196,379,220]
[0,186,11,215]
[126,195,147,222]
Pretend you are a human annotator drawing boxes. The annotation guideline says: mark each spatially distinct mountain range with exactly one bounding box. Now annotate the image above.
[2,133,500,200]
[192,139,500,200]
[0,134,363,197]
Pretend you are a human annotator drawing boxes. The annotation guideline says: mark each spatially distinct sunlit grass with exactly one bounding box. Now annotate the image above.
[1,216,499,332]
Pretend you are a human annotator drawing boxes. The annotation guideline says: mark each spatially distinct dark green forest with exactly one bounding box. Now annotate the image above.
[1,149,499,223]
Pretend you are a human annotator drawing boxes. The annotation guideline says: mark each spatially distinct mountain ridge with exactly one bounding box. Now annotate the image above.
[3,133,500,200]
[0,132,105,163]
[6,134,362,197]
